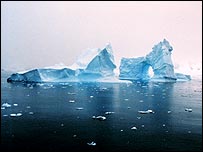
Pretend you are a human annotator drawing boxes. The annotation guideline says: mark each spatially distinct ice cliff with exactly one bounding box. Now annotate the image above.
[7,43,117,83]
[119,39,190,82]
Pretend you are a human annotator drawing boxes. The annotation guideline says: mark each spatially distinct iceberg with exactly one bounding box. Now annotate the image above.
[119,39,190,82]
[7,43,117,83]
[7,39,191,83]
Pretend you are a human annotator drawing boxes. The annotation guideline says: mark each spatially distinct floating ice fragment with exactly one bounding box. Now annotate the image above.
[26,106,31,109]
[138,109,154,114]
[131,126,137,130]
[61,124,64,127]
[127,107,131,109]
[90,96,94,98]
[105,112,115,115]
[10,113,22,117]
[185,108,192,112]
[141,125,145,127]
[10,114,16,117]
[188,131,191,134]
[167,111,171,114]
[1,107,5,110]
[2,103,11,108]
[87,141,96,146]
[163,124,166,127]
[92,116,106,121]
[68,92,76,95]
[3,114,8,117]
[124,99,129,101]
[76,107,84,110]
[139,100,144,103]
[73,135,77,137]
[69,100,75,103]
[137,117,141,119]
[16,113,22,116]
[29,112,34,115]
[120,130,123,132]
[13,104,18,106]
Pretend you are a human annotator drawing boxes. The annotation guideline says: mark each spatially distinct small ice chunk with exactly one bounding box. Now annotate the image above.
[61,123,64,127]
[16,113,22,116]
[124,99,129,101]
[69,100,75,103]
[29,112,34,115]
[188,131,191,134]
[141,125,145,127]
[2,103,11,108]
[163,124,166,127]
[13,104,18,106]
[87,141,96,146]
[167,111,171,114]
[76,107,84,110]
[137,117,141,119]
[185,108,192,112]
[3,114,8,117]
[120,130,123,132]
[1,107,5,110]
[92,116,106,121]
[131,126,137,130]
[105,112,115,115]
[147,110,153,113]
[10,114,17,117]
[127,107,131,109]
[90,96,94,98]
[139,100,144,103]
[68,92,76,95]
[26,106,31,109]
[73,135,77,137]
[138,109,154,114]
[10,113,21,117]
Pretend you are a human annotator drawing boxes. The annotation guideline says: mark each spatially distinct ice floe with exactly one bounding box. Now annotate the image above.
[2,103,12,108]
[92,116,106,121]
[105,112,115,115]
[87,141,96,146]
[185,108,192,112]
[138,109,154,114]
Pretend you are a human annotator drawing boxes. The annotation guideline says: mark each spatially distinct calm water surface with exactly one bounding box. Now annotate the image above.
[1,72,202,151]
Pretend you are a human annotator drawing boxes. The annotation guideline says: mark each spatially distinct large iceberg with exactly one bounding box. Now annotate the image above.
[7,39,191,83]
[7,43,117,83]
[119,39,190,82]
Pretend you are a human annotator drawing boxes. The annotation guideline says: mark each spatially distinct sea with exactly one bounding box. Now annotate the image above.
[1,70,202,151]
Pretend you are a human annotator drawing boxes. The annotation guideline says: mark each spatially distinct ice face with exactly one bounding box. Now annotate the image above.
[119,57,150,81]
[119,39,180,82]
[146,39,176,80]
[7,43,116,83]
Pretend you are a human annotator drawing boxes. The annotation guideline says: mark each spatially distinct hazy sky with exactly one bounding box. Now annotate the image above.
[1,1,202,71]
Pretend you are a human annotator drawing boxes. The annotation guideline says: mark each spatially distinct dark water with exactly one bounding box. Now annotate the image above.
[1,71,202,151]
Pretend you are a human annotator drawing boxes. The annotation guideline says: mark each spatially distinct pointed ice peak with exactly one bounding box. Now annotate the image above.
[104,42,113,53]
[161,38,173,52]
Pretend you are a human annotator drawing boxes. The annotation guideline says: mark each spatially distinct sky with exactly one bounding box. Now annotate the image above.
[1,1,202,72]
